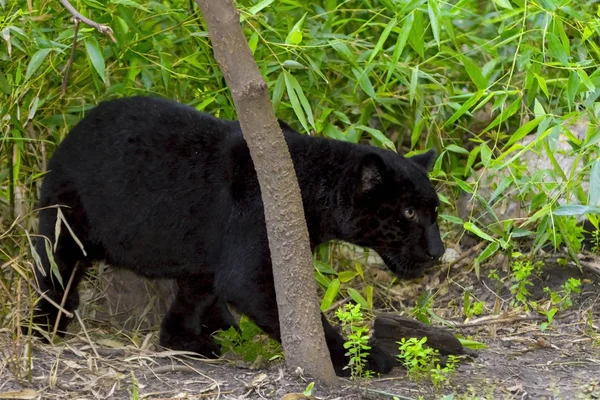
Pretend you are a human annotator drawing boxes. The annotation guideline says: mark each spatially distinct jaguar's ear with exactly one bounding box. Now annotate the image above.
[410,149,436,171]
[357,153,386,194]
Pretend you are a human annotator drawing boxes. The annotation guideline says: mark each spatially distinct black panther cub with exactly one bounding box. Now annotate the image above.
[31,96,444,376]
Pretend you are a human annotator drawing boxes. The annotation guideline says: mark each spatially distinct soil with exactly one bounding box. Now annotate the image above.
[2,251,599,400]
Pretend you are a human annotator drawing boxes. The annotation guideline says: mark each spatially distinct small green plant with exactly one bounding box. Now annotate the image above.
[303,382,315,397]
[538,278,582,330]
[509,253,543,308]
[547,278,582,311]
[130,372,139,400]
[214,315,282,363]
[335,303,373,381]
[397,337,459,388]
[591,229,600,254]
[463,291,485,319]
[412,291,435,324]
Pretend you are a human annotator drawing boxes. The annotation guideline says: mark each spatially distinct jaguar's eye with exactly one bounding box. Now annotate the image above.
[404,208,416,220]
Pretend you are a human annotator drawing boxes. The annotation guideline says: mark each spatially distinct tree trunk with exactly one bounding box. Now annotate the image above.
[194,0,337,385]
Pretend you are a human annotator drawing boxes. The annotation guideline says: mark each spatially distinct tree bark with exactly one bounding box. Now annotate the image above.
[194,0,337,385]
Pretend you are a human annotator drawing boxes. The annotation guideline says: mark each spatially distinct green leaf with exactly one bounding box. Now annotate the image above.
[25,48,52,81]
[281,60,305,69]
[547,32,569,66]
[355,125,395,151]
[338,271,358,283]
[314,260,337,275]
[85,37,106,83]
[445,144,469,155]
[248,31,259,54]
[347,288,371,310]
[285,13,306,45]
[385,12,414,84]
[589,160,600,207]
[464,221,496,242]
[493,0,513,9]
[444,90,484,128]
[505,116,546,147]
[369,17,397,63]
[408,10,425,58]
[0,72,11,94]
[248,0,275,15]
[482,96,522,133]
[476,241,500,264]
[410,118,425,149]
[458,338,488,349]
[320,278,340,311]
[271,72,285,112]
[409,66,418,104]
[427,0,441,48]
[553,205,600,216]
[352,68,377,99]
[577,69,596,92]
[534,73,549,98]
[284,71,314,132]
[461,56,487,90]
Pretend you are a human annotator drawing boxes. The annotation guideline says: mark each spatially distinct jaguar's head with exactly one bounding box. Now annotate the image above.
[344,148,444,279]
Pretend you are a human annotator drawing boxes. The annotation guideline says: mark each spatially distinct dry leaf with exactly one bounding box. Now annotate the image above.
[0,390,39,399]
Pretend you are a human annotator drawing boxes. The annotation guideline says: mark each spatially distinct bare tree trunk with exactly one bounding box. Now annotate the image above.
[195,0,337,385]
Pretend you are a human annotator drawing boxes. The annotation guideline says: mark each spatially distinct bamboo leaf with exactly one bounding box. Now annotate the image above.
[464,221,496,242]
[320,278,340,311]
[461,56,487,90]
[385,12,414,84]
[409,66,418,104]
[347,288,371,310]
[285,13,306,45]
[369,17,397,63]
[85,37,106,83]
[505,116,546,147]
[482,96,522,133]
[427,0,441,47]
[25,48,51,80]
[547,32,569,66]
[493,0,513,9]
[554,205,600,216]
[443,90,484,127]
[284,72,308,132]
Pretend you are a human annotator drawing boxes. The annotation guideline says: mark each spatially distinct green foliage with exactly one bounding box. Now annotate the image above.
[552,217,585,254]
[463,291,485,319]
[397,337,459,388]
[213,316,282,363]
[303,381,315,397]
[412,291,435,324]
[335,303,373,381]
[591,228,600,254]
[129,372,139,400]
[509,253,543,307]
[539,277,581,330]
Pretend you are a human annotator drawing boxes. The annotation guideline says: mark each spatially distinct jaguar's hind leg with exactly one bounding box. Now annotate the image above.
[159,276,235,357]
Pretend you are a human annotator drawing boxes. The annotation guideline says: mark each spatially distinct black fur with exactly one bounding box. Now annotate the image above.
[30,96,444,376]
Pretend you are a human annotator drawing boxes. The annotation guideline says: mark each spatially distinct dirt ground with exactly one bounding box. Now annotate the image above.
[1,251,599,400]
